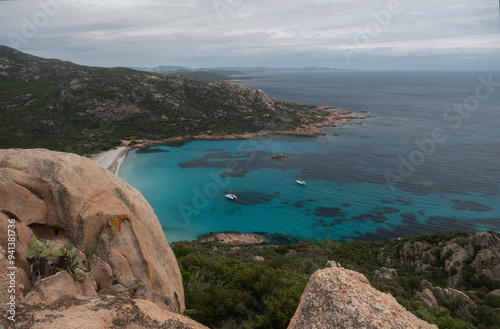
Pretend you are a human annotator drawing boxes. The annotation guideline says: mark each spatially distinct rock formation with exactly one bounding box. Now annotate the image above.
[490,289,500,297]
[0,148,184,312]
[378,232,500,288]
[3,295,208,329]
[271,153,288,159]
[472,232,500,281]
[288,267,437,329]
[325,260,341,268]
[415,288,439,308]
[199,232,269,245]
[420,280,477,313]
[372,267,398,283]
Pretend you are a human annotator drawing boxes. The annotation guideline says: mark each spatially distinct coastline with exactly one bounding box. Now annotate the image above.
[133,109,372,148]
[91,109,371,176]
[197,231,302,245]
[92,146,131,176]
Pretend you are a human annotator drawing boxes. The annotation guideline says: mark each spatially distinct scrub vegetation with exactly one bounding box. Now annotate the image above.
[0,46,331,155]
[171,230,500,329]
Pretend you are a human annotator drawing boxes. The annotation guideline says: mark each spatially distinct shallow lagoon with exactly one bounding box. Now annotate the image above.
[120,71,500,242]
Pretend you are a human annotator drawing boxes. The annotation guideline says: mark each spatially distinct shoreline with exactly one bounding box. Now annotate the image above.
[133,109,372,148]
[196,231,302,245]
[91,109,372,176]
[92,145,131,176]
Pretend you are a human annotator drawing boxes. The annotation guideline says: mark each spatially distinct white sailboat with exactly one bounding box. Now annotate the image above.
[225,187,237,200]
[296,173,306,185]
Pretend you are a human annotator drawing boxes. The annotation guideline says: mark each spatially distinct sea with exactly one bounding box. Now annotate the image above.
[119,70,500,243]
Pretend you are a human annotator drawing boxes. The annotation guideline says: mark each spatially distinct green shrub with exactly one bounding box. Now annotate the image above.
[26,237,84,282]
[170,231,500,329]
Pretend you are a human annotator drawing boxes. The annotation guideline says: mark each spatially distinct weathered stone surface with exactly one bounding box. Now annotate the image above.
[0,212,33,295]
[441,243,470,287]
[74,268,98,297]
[0,148,184,311]
[89,255,114,290]
[288,267,437,329]
[403,241,430,258]
[31,271,80,305]
[101,283,129,297]
[490,289,500,297]
[25,268,98,307]
[0,295,209,329]
[421,280,477,312]
[325,260,341,268]
[372,267,398,283]
[379,232,500,288]
[199,232,268,245]
[0,246,19,306]
[472,248,500,281]
[473,231,500,249]
[470,232,500,281]
[416,289,439,307]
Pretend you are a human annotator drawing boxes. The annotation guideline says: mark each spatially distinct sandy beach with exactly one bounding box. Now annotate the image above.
[92,146,131,176]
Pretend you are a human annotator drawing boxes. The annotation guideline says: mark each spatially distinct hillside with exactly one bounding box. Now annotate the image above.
[0,46,362,155]
[171,230,500,329]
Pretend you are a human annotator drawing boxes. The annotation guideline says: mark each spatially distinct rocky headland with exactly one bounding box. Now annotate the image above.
[0,46,371,156]
[92,109,369,175]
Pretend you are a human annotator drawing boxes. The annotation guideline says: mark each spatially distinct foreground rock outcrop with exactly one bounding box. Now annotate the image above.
[288,267,437,329]
[2,295,208,329]
[0,149,184,312]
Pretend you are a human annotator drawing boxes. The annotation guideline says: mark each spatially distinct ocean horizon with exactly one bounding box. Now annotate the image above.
[119,70,500,243]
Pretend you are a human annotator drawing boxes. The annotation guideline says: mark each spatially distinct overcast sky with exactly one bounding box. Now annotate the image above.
[0,0,499,69]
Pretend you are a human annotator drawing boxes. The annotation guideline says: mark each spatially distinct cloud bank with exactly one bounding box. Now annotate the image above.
[0,0,499,69]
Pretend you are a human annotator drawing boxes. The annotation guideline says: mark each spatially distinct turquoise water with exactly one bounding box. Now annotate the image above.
[120,71,500,242]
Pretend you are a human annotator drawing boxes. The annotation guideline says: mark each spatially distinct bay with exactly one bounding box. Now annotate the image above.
[120,70,500,242]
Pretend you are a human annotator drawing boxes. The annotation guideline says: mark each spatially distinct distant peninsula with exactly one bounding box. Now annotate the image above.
[0,45,368,155]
